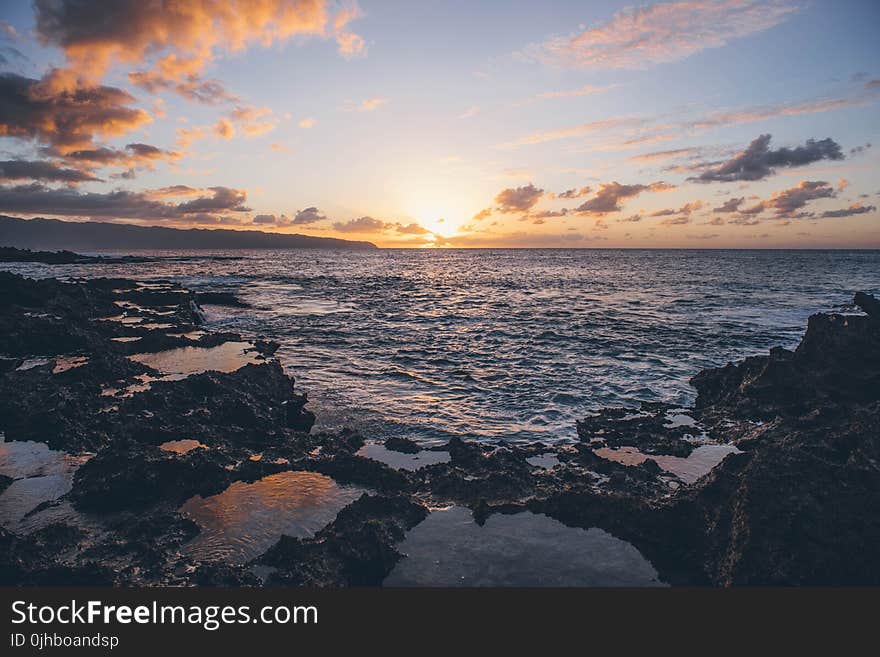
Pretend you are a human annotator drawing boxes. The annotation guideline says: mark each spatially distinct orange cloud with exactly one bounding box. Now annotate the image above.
[0,70,151,154]
[34,0,363,77]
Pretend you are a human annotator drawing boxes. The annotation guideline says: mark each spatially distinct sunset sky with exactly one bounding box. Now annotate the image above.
[0,0,878,247]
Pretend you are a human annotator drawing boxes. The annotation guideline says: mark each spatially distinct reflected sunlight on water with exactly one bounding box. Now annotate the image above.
[128,341,260,377]
[179,471,367,563]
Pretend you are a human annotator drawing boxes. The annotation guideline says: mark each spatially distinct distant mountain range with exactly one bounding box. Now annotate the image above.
[0,215,377,251]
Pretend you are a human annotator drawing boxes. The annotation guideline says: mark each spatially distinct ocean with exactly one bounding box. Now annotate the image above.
[3,248,878,446]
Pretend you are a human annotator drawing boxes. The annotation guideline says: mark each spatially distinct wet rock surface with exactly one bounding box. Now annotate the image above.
[0,269,877,586]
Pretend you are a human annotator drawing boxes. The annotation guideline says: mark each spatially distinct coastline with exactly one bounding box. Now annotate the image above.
[1,256,878,586]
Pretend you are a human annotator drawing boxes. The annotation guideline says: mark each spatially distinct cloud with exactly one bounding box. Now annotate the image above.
[819,203,876,218]
[652,201,704,225]
[575,181,673,214]
[395,222,430,235]
[630,147,700,163]
[528,0,799,69]
[348,97,387,112]
[557,186,592,199]
[229,105,276,136]
[63,143,180,172]
[660,215,691,226]
[494,183,545,213]
[298,117,317,129]
[0,44,27,68]
[531,208,570,219]
[0,71,151,154]
[0,182,251,223]
[128,53,235,104]
[0,160,101,183]
[535,84,610,100]
[252,213,289,225]
[176,186,249,213]
[472,207,493,221]
[292,206,327,224]
[684,95,876,132]
[147,185,204,198]
[714,197,745,212]
[512,86,880,152]
[741,180,836,219]
[691,134,844,183]
[617,214,643,223]
[332,216,387,232]
[333,4,366,58]
[330,216,430,234]
[512,117,631,147]
[33,0,365,81]
[214,118,235,139]
[0,20,18,40]
[459,106,480,119]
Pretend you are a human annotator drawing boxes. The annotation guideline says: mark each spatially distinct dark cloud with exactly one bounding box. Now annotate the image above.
[330,216,430,235]
[0,182,250,222]
[713,197,745,212]
[251,214,289,225]
[0,71,151,153]
[531,208,569,219]
[738,180,836,219]
[652,201,703,226]
[495,183,544,213]
[617,214,642,222]
[764,180,835,217]
[575,181,672,214]
[0,159,100,183]
[691,134,843,183]
[292,206,327,225]
[176,186,250,213]
[332,216,388,233]
[62,142,179,175]
[819,204,876,218]
[557,186,591,199]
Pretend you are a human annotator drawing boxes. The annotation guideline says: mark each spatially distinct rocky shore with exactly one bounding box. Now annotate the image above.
[0,270,877,586]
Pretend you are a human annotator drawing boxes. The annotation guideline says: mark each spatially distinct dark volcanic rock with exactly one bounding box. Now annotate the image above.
[855,291,880,318]
[658,293,880,584]
[2,268,878,587]
[384,436,420,454]
[195,291,251,308]
[70,439,235,511]
[258,494,428,586]
[577,402,702,456]
[0,246,154,265]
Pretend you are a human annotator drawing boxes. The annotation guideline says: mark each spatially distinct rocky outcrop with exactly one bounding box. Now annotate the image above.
[1,271,877,586]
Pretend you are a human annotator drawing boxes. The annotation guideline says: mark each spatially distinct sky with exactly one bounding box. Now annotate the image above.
[0,0,878,248]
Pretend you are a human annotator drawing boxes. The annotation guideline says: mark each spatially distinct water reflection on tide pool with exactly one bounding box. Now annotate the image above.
[0,436,92,530]
[356,443,450,471]
[594,444,740,484]
[384,506,664,587]
[179,471,367,564]
[128,341,260,378]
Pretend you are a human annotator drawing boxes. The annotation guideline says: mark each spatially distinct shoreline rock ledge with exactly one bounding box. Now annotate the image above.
[0,271,878,586]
